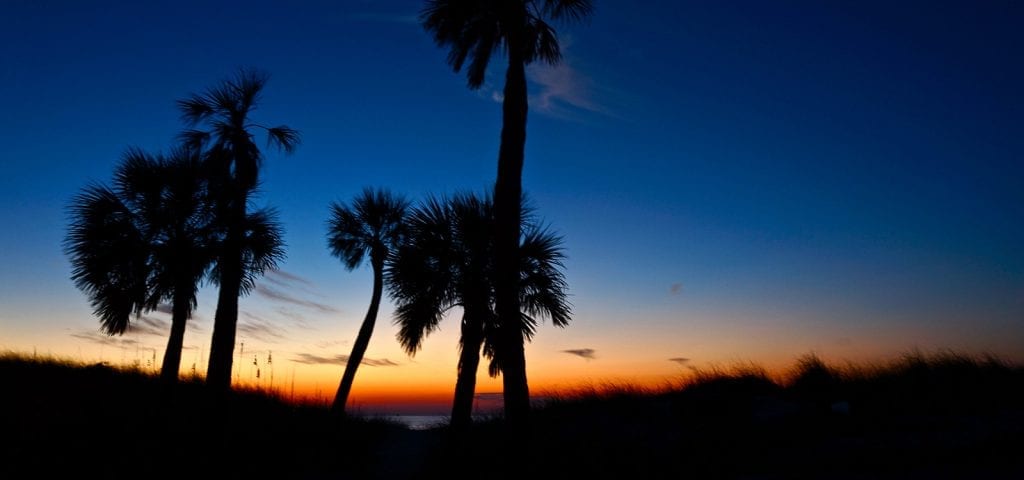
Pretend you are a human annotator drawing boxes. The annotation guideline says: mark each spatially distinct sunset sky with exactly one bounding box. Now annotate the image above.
[1,1,1022,414]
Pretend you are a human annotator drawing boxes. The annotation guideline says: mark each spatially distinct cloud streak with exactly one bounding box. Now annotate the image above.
[314,340,347,349]
[528,62,608,120]
[484,39,618,123]
[238,311,288,343]
[70,331,140,347]
[266,268,315,286]
[127,315,168,337]
[255,285,338,314]
[290,353,399,367]
[668,357,691,366]
[562,348,596,360]
[523,38,619,122]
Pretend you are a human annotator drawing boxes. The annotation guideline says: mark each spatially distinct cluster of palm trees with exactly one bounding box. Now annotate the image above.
[421,0,593,423]
[67,0,593,426]
[325,189,570,428]
[66,70,298,387]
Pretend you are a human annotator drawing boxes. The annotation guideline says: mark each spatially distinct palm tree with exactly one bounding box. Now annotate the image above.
[66,147,214,382]
[387,192,570,429]
[327,188,410,413]
[421,0,593,421]
[178,68,299,389]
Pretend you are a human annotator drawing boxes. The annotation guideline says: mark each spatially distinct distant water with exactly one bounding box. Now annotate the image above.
[379,415,449,430]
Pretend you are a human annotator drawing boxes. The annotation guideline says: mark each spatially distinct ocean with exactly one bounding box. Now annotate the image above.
[377,414,449,430]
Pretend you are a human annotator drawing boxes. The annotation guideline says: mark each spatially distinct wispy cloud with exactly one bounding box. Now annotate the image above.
[290,353,399,367]
[238,311,288,343]
[255,285,338,314]
[524,39,618,122]
[151,303,206,327]
[562,348,596,360]
[264,269,326,298]
[70,331,140,347]
[528,63,606,120]
[274,307,304,321]
[669,283,683,296]
[127,316,168,337]
[482,39,618,123]
[314,340,347,349]
[668,357,691,366]
[273,307,316,330]
[266,268,314,285]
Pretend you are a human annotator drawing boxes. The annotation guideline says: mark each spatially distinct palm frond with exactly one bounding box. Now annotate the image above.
[238,207,285,295]
[519,224,571,328]
[232,68,268,114]
[394,297,448,356]
[328,188,408,271]
[177,95,214,126]
[114,147,164,216]
[422,0,503,90]
[540,0,595,23]
[327,202,369,270]
[65,185,150,335]
[525,16,562,65]
[265,126,301,154]
[465,17,501,88]
[178,129,211,152]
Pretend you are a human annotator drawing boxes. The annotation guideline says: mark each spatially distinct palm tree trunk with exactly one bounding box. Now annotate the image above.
[450,306,486,430]
[495,36,530,423]
[206,200,245,389]
[332,259,384,413]
[160,287,190,383]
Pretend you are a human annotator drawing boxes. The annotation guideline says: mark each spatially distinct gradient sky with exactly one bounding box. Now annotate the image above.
[2,1,1022,414]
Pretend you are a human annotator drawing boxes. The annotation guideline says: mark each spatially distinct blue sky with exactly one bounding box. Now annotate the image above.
[1,1,1022,397]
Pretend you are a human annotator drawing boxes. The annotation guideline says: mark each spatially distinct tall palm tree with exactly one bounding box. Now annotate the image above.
[421,0,593,421]
[327,188,410,413]
[178,69,299,388]
[387,192,570,429]
[66,147,214,382]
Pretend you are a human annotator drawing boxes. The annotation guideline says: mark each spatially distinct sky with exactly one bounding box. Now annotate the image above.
[1,1,1022,414]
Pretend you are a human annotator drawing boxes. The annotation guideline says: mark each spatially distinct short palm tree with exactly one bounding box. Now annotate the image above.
[327,188,410,413]
[421,0,592,421]
[387,192,570,429]
[178,68,299,388]
[66,147,214,382]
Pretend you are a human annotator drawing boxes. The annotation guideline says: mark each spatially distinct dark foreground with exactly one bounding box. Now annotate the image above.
[2,353,1022,479]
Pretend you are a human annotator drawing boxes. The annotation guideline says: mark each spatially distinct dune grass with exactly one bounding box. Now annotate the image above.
[0,351,405,478]
[2,350,1022,478]
[428,351,1024,478]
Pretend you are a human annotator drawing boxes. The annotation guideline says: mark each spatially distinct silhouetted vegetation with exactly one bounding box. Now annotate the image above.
[0,352,402,479]
[178,68,298,389]
[426,351,1024,478]
[387,191,570,430]
[65,147,214,382]
[327,188,410,413]
[5,351,1020,478]
[421,0,594,422]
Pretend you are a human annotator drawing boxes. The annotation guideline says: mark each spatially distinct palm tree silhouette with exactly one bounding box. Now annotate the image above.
[387,192,570,429]
[178,69,299,389]
[421,0,592,421]
[66,147,214,382]
[327,188,410,413]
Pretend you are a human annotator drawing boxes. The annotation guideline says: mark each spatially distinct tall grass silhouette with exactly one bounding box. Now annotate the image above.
[4,350,1021,478]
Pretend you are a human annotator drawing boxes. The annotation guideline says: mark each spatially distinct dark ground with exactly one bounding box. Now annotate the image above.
[2,353,1022,479]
